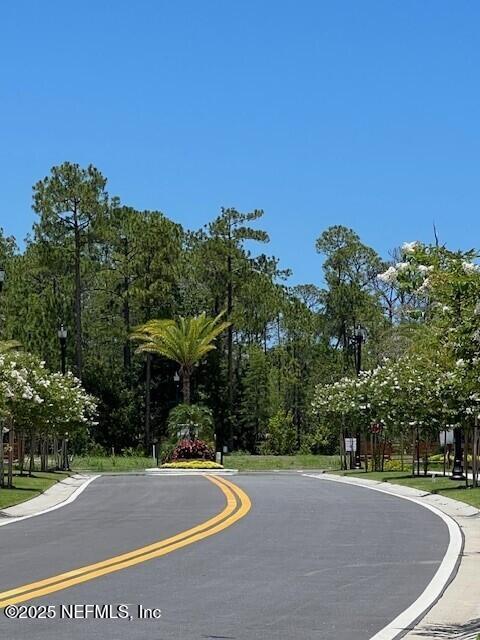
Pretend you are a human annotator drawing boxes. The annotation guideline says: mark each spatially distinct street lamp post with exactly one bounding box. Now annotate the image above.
[57,325,68,470]
[353,326,367,469]
[450,426,465,480]
[174,371,180,404]
[58,324,68,375]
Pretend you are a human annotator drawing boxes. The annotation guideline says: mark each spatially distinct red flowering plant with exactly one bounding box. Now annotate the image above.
[170,438,215,461]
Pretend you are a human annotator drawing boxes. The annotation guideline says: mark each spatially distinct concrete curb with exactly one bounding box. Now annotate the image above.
[0,473,99,525]
[145,468,238,476]
[307,472,480,640]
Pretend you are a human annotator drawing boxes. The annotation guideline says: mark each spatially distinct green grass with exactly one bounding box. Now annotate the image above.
[0,471,69,510]
[224,454,341,471]
[71,453,341,472]
[336,470,480,509]
[72,455,155,472]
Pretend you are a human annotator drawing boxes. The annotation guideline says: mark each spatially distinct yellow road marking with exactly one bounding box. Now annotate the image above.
[0,475,251,606]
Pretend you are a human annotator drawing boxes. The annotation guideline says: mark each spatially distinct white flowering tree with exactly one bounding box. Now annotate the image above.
[0,350,97,488]
[312,354,454,472]
[380,242,480,483]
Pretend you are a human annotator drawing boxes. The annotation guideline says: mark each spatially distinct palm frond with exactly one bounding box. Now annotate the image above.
[130,312,231,370]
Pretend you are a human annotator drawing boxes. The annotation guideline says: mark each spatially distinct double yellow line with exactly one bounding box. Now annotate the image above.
[0,475,251,607]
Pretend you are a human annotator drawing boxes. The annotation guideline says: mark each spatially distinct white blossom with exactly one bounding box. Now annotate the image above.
[462,261,480,274]
[402,241,419,254]
[377,266,398,284]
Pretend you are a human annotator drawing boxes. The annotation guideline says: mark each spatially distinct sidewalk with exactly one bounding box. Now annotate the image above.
[307,473,480,640]
[0,473,98,523]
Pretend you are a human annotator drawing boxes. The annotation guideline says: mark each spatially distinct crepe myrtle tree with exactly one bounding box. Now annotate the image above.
[379,241,480,482]
[0,350,97,483]
[312,354,455,472]
[312,371,373,470]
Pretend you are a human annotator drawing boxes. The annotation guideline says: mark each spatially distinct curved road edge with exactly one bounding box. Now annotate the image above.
[0,474,100,528]
[303,473,468,640]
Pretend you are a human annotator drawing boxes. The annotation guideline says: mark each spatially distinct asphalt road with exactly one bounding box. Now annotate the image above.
[0,473,449,640]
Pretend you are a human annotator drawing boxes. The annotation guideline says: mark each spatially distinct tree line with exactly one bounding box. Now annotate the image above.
[1,161,419,456]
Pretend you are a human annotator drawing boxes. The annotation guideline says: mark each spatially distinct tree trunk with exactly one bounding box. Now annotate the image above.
[227,251,234,449]
[123,237,131,379]
[7,419,14,489]
[0,422,4,488]
[339,429,345,471]
[473,418,478,488]
[464,427,470,489]
[183,371,191,405]
[73,213,84,379]
[145,353,151,449]
[29,435,36,476]
[18,432,25,476]
[411,428,416,476]
[40,437,47,472]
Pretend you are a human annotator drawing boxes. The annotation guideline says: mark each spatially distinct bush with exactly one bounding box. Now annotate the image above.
[161,460,223,469]
[260,411,297,455]
[160,442,176,464]
[383,459,407,471]
[167,404,214,443]
[86,441,107,457]
[299,425,337,455]
[122,445,145,457]
[171,438,215,461]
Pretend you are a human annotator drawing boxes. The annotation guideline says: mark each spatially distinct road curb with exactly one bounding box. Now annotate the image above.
[145,468,238,476]
[0,473,99,526]
[305,472,480,640]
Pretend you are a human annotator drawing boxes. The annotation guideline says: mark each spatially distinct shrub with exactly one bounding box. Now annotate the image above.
[160,442,176,464]
[161,460,223,469]
[299,425,337,455]
[383,459,407,471]
[86,441,107,457]
[122,445,145,457]
[171,438,215,461]
[167,404,214,443]
[260,411,297,455]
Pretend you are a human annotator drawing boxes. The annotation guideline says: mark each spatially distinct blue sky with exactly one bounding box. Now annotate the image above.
[1,1,480,284]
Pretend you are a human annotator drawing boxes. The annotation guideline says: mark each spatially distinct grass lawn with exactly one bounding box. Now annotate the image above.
[71,454,341,472]
[225,454,341,471]
[335,470,480,509]
[0,471,69,510]
[72,455,155,472]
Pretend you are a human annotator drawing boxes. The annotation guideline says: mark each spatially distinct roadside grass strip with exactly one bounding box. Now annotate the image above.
[0,475,251,607]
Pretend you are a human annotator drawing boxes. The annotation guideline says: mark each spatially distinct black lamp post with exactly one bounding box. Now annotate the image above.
[353,326,367,469]
[58,324,68,375]
[450,426,465,480]
[174,371,180,404]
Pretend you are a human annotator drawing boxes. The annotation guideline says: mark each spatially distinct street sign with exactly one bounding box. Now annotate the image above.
[345,437,357,452]
[439,429,454,445]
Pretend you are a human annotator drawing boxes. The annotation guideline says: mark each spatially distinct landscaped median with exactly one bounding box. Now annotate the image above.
[0,471,70,510]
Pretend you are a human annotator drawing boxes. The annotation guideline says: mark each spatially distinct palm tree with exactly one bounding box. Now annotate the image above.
[131,312,230,404]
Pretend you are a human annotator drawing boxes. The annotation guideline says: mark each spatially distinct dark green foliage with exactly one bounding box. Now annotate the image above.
[167,404,214,442]
[2,162,397,455]
[261,411,297,455]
